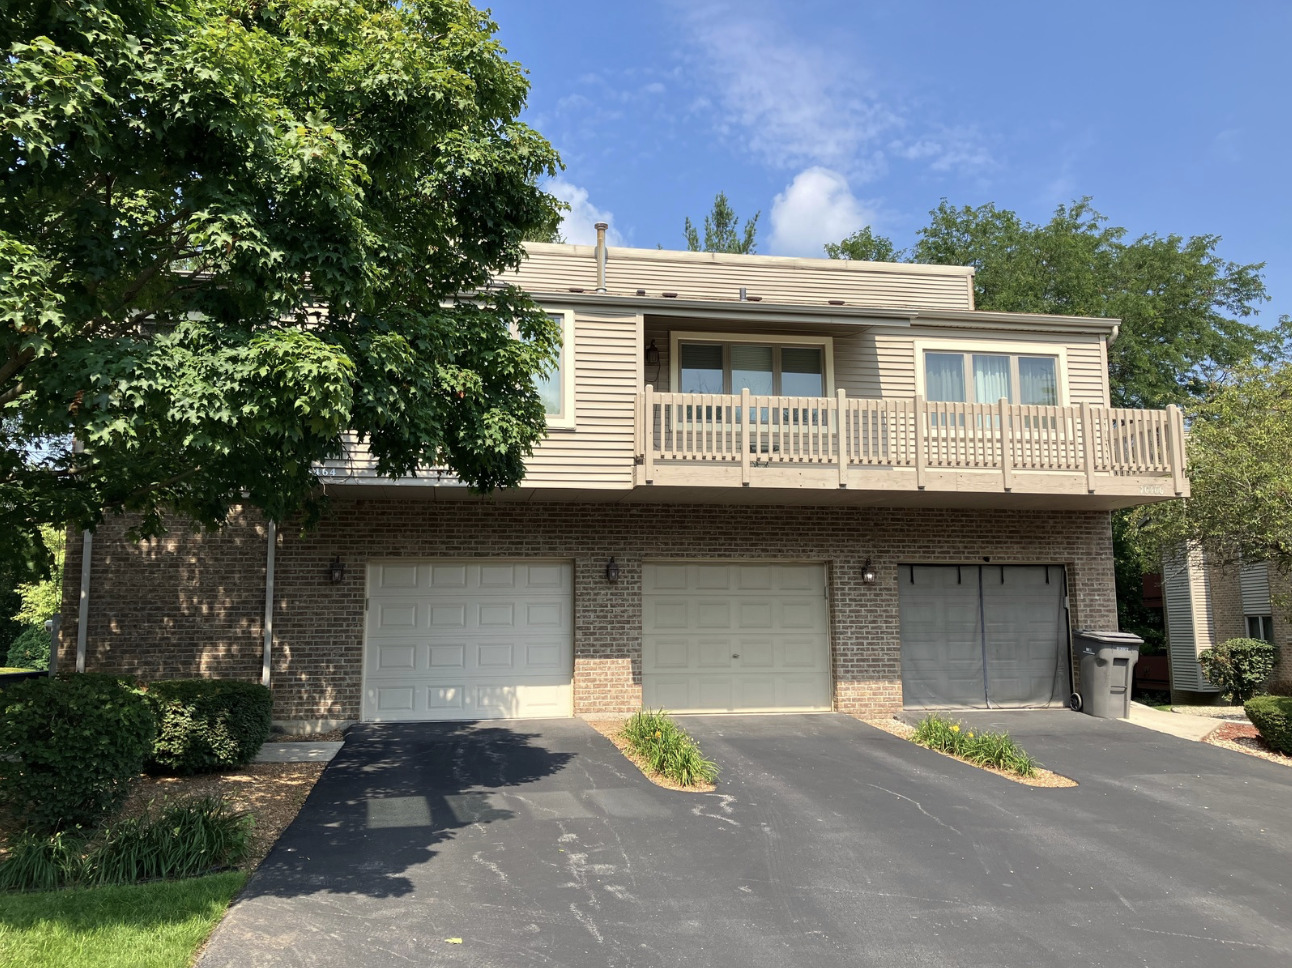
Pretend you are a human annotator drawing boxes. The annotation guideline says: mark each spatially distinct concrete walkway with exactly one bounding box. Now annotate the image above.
[1126,702,1220,741]
[254,741,344,763]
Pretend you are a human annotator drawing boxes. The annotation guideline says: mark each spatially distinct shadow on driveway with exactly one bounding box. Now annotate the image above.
[241,722,573,901]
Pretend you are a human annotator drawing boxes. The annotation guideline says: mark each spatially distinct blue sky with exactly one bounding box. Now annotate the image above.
[487,0,1290,322]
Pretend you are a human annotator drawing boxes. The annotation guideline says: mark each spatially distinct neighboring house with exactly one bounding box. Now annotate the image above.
[1162,554,1290,701]
[59,232,1188,729]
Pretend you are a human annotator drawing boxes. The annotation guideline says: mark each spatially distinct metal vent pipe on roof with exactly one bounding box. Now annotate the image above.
[594,222,608,292]
[739,287,747,301]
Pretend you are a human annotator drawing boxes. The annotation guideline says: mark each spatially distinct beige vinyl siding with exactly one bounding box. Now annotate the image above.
[1163,550,1220,693]
[523,308,638,487]
[505,244,975,312]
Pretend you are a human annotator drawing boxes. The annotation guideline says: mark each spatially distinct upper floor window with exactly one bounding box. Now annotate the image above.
[924,352,1059,406]
[675,335,832,397]
[534,309,575,428]
[1247,615,1275,643]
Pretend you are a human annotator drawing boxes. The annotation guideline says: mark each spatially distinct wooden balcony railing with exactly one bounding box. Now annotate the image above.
[638,386,1186,496]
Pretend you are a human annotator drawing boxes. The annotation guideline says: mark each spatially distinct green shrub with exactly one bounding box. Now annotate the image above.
[1245,695,1292,756]
[84,796,252,887]
[1199,638,1277,703]
[0,675,156,833]
[0,829,87,892]
[146,679,272,775]
[621,710,718,786]
[911,715,1037,778]
[5,624,49,671]
[0,796,251,892]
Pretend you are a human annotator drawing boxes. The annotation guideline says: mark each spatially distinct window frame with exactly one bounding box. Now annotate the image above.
[1247,614,1275,643]
[669,331,835,398]
[914,338,1069,407]
[535,308,576,429]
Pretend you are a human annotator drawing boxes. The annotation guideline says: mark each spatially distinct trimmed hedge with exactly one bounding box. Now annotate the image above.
[1245,695,1292,756]
[146,679,272,775]
[5,624,49,671]
[0,675,156,833]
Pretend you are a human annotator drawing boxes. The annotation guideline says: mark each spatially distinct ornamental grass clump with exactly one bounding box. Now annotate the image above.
[911,714,1037,778]
[620,710,718,786]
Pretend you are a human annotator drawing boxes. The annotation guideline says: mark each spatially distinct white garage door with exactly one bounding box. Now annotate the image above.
[643,561,831,713]
[364,560,573,722]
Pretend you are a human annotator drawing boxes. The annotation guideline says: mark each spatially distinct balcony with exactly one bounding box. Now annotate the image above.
[637,387,1187,508]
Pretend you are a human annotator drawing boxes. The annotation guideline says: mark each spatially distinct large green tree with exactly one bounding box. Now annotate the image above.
[1134,362,1292,574]
[684,191,760,254]
[1,0,563,569]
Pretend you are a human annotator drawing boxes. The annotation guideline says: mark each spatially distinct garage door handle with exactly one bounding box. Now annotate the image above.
[732,653,740,658]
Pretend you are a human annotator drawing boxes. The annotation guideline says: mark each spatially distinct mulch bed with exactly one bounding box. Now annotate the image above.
[1206,722,1292,768]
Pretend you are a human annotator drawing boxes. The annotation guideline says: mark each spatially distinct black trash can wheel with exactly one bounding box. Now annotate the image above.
[1068,692,1083,712]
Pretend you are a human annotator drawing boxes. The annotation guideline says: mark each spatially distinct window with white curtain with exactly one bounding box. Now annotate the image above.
[923,352,1058,405]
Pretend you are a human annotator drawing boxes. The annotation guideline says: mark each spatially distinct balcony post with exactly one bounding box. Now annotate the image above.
[741,387,752,486]
[836,388,848,487]
[1167,403,1185,496]
[998,397,1012,492]
[644,383,655,485]
[1081,401,1097,493]
[914,395,926,490]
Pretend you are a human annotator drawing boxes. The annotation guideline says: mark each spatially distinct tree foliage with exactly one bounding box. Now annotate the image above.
[684,192,759,254]
[2,0,563,563]
[823,226,903,263]
[1132,362,1292,575]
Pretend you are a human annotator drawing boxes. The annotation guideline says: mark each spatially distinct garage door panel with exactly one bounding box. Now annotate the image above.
[697,639,735,668]
[429,564,466,588]
[738,602,773,628]
[642,562,831,713]
[364,560,573,722]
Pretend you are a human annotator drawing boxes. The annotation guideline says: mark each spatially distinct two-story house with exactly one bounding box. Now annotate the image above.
[59,229,1187,730]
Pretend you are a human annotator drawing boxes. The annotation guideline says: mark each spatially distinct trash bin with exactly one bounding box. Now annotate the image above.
[1071,630,1143,719]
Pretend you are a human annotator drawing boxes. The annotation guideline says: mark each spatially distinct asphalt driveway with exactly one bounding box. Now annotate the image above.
[201,713,1292,968]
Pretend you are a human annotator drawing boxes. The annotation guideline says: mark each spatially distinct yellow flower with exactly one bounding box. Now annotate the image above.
[967,732,974,739]
[950,724,960,733]
[654,730,662,738]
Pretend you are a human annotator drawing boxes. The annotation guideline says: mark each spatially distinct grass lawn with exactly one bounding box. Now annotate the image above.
[0,871,245,968]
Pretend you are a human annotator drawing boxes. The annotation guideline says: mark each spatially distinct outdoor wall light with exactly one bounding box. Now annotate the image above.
[861,558,878,585]
[644,340,661,367]
[605,557,621,583]
[329,556,346,584]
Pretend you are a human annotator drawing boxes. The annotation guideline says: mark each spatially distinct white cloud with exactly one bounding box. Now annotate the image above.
[767,167,876,257]
[669,1,993,183]
[545,178,624,246]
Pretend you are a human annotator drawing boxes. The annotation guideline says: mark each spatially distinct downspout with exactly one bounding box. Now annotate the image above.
[262,521,276,688]
[594,222,608,292]
[76,530,92,673]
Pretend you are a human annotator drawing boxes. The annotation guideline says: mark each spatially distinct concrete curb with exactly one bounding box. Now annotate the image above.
[255,742,344,763]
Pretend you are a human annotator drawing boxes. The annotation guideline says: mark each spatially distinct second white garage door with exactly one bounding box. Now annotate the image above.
[642,561,832,713]
[363,560,573,722]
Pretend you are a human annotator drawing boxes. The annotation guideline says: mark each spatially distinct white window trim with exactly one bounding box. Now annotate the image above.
[669,331,835,397]
[539,308,576,430]
[913,337,1069,406]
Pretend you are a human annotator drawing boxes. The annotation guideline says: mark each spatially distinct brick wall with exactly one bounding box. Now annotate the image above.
[1200,562,1292,695]
[64,501,1118,722]
[58,510,268,681]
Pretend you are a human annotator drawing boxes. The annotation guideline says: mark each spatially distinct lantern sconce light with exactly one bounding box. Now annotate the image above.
[861,558,878,585]
[329,556,346,584]
[644,339,661,367]
[605,557,621,584]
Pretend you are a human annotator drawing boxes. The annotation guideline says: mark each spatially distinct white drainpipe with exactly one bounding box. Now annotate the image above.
[262,521,276,688]
[76,530,92,673]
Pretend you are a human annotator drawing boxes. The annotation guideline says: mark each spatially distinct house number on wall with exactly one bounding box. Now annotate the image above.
[1138,484,1165,495]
